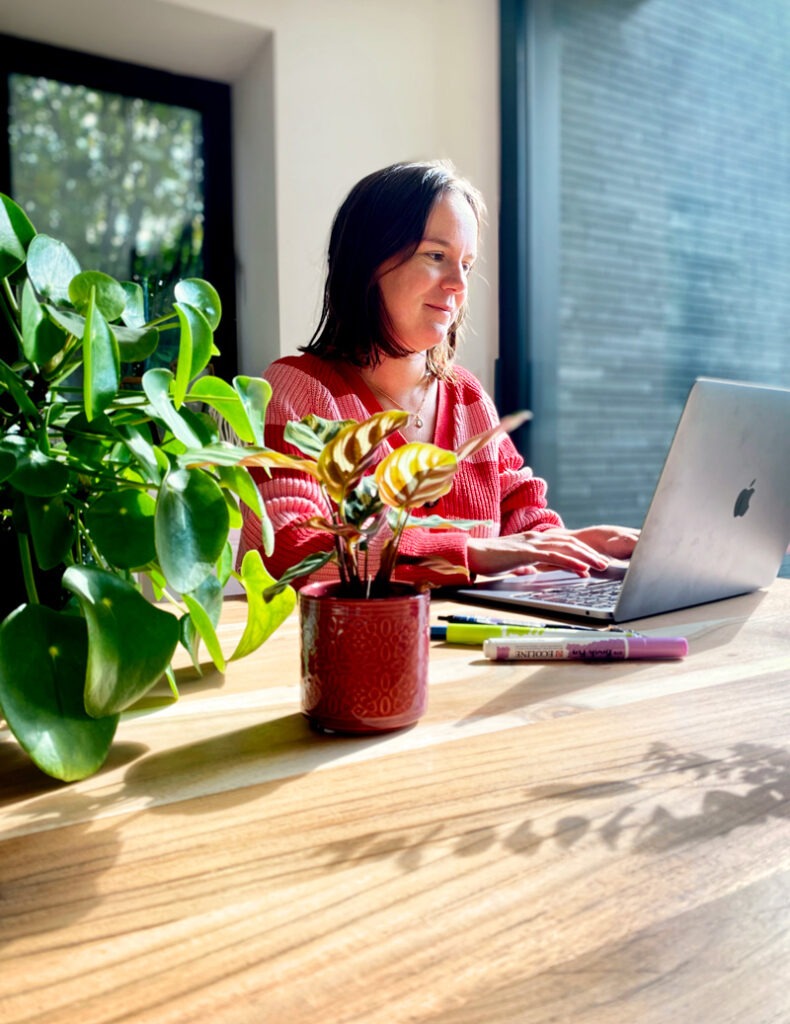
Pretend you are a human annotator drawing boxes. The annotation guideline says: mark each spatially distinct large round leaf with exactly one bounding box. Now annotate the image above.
[120,281,146,328]
[26,233,81,304]
[114,324,159,363]
[85,490,157,568]
[0,362,38,418]
[1,436,70,497]
[0,604,118,781]
[187,376,252,442]
[25,494,75,569]
[142,368,204,448]
[173,301,214,406]
[0,449,16,483]
[233,375,272,447]
[187,375,272,446]
[155,467,229,593]
[174,278,222,330]
[83,289,120,420]
[65,428,114,474]
[117,424,162,485]
[21,279,69,364]
[0,193,36,279]
[232,550,296,661]
[181,574,225,672]
[69,270,127,321]
[62,566,180,717]
[217,463,273,556]
[46,304,87,339]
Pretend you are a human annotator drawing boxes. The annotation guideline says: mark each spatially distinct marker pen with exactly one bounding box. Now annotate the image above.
[430,623,631,645]
[483,635,688,661]
[438,614,605,632]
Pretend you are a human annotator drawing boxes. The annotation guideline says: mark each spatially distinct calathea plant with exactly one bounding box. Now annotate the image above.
[0,192,295,782]
[248,407,529,598]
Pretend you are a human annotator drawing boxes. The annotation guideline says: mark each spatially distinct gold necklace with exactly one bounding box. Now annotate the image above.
[364,373,433,430]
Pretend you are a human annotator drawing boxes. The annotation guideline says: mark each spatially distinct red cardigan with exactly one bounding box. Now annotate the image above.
[239,354,563,587]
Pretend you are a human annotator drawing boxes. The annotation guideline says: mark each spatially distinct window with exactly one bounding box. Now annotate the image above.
[499,0,790,530]
[0,33,237,379]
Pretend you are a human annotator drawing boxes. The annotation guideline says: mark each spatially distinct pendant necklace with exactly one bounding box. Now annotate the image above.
[365,373,433,429]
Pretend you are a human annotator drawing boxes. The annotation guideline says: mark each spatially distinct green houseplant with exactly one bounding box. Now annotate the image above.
[0,193,295,781]
[244,407,527,732]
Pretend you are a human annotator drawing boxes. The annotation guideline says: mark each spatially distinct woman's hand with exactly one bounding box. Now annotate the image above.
[466,524,640,578]
[567,524,640,561]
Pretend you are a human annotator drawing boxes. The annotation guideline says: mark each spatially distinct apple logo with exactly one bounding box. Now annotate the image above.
[733,479,756,518]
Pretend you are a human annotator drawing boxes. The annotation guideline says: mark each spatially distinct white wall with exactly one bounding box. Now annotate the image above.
[0,0,501,390]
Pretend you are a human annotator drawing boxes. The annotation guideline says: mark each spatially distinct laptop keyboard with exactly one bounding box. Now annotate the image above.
[525,577,623,610]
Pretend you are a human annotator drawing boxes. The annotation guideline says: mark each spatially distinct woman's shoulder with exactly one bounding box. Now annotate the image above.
[263,352,367,423]
[443,363,496,411]
[446,363,486,393]
[264,352,346,388]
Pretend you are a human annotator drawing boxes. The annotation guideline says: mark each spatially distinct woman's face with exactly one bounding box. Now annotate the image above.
[376,190,478,354]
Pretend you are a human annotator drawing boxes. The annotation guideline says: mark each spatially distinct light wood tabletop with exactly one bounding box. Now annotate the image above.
[2,581,789,1024]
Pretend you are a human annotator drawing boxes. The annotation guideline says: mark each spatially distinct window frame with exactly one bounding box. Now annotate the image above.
[0,32,238,380]
[498,0,561,482]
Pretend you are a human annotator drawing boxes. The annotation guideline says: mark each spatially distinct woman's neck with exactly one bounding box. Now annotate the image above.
[362,354,429,397]
[358,354,438,440]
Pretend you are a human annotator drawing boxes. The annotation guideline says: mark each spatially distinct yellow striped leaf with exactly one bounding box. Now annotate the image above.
[317,409,408,501]
[374,442,458,510]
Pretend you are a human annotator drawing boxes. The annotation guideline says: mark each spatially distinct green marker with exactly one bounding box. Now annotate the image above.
[430,623,636,645]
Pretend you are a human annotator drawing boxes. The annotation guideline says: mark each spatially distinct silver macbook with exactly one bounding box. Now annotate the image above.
[454,377,790,622]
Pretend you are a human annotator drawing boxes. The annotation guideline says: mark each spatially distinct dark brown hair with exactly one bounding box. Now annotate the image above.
[301,160,485,377]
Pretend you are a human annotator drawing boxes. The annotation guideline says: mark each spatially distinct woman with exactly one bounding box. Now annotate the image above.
[240,160,638,586]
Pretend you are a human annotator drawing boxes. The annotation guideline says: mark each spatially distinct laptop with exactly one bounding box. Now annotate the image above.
[453,377,790,623]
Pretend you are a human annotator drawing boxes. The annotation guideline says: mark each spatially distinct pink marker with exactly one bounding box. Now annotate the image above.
[483,635,688,662]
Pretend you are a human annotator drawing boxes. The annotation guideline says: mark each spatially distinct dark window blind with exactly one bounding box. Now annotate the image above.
[548,0,790,527]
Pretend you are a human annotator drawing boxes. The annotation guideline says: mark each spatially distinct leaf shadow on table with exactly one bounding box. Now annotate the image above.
[522,740,790,856]
[305,739,790,877]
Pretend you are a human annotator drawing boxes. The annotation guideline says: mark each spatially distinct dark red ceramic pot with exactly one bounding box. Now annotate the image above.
[298,581,430,733]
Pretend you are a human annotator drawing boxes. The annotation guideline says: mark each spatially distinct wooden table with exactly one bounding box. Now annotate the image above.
[2,582,789,1023]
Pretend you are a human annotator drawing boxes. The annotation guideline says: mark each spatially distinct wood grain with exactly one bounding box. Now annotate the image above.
[2,584,789,1023]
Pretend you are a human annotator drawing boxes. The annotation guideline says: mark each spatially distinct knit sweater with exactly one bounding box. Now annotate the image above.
[239,353,563,587]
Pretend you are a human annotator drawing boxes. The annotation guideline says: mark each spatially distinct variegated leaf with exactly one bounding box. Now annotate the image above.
[317,409,409,501]
[397,511,490,531]
[394,553,471,578]
[239,449,320,477]
[285,415,360,458]
[374,442,458,510]
[303,516,363,541]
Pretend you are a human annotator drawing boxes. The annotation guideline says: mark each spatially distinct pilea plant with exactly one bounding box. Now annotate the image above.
[0,192,295,782]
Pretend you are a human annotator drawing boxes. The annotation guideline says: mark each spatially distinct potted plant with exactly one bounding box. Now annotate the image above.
[0,192,296,782]
[245,408,527,733]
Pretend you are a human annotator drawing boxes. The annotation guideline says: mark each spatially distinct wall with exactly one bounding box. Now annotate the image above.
[0,0,501,390]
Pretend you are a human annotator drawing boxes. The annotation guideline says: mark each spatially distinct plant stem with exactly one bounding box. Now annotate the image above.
[145,312,178,329]
[17,532,40,605]
[2,275,18,313]
[164,665,180,700]
[0,281,23,358]
[75,517,110,570]
[374,509,407,588]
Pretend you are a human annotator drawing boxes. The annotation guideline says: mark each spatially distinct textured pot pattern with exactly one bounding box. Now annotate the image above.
[298,582,430,733]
